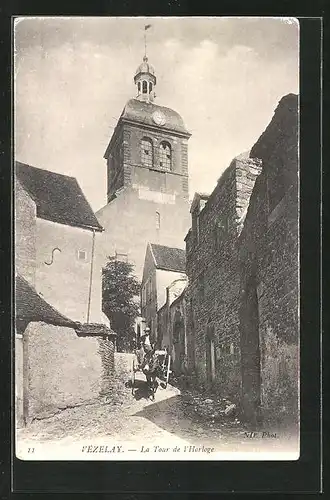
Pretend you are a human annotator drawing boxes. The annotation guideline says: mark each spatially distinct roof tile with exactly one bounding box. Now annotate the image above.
[15,162,103,232]
[150,243,186,272]
[16,274,79,327]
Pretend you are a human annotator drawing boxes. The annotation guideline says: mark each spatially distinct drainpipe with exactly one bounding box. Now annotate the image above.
[87,229,96,323]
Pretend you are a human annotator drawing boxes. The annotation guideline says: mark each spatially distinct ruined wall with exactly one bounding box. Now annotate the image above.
[185,157,261,399]
[24,322,115,420]
[239,93,299,426]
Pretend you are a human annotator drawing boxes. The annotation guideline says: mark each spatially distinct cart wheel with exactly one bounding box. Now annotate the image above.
[164,355,171,389]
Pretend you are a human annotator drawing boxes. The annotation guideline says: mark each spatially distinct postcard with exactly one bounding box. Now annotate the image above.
[14,16,300,461]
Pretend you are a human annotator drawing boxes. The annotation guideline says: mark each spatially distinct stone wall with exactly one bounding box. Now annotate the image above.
[107,122,189,201]
[15,333,24,427]
[35,219,105,324]
[15,178,37,285]
[15,179,37,427]
[124,123,189,196]
[185,156,261,399]
[239,93,299,426]
[98,336,116,395]
[157,288,189,375]
[141,245,157,341]
[96,187,190,280]
[24,322,115,421]
[99,114,191,281]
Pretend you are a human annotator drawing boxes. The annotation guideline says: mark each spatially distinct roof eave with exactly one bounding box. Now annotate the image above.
[37,213,104,233]
[120,117,191,139]
[17,314,80,329]
[103,121,122,159]
[156,266,186,273]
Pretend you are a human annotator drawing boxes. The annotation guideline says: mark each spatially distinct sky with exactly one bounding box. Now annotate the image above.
[14,17,299,211]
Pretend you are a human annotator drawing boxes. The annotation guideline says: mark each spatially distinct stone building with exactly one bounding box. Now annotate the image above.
[184,155,261,399]
[141,242,186,345]
[157,279,192,375]
[15,163,115,423]
[183,93,298,427]
[96,54,191,280]
[239,93,299,427]
[16,162,106,324]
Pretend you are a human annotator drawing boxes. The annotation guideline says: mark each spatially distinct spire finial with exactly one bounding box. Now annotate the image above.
[144,24,152,58]
[135,25,156,102]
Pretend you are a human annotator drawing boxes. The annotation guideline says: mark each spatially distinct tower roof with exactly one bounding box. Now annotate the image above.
[120,98,190,136]
[135,55,156,77]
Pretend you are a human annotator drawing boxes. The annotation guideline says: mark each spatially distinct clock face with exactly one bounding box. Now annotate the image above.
[152,111,166,126]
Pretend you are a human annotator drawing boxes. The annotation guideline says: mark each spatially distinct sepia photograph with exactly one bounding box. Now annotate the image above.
[14,16,299,461]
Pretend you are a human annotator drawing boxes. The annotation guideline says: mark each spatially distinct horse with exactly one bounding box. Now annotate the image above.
[140,348,161,400]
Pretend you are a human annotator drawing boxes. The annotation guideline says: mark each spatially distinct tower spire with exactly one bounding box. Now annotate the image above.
[144,24,152,58]
[134,25,156,103]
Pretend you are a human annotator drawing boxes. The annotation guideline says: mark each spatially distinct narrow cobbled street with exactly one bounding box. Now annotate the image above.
[16,354,297,461]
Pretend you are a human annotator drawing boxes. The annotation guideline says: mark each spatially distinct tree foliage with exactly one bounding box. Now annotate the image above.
[102,256,141,352]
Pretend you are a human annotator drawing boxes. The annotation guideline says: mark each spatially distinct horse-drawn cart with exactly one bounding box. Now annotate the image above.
[131,348,171,399]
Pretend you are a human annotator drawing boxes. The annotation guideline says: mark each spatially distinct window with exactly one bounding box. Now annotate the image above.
[149,82,153,93]
[156,211,160,230]
[138,81,141,93]
[142,80,148,94]
[77,250,87,261]
[159,142,171,171]
[141,138,153,167]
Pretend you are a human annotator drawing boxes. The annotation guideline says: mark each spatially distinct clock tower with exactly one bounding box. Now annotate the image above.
[96,53,191,279]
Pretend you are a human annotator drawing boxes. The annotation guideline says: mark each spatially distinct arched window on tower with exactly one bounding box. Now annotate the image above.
[141,137,153,167]
[159,142,172,171]
[138,81,141,93]
[149,82,153,93]
[142,80,148,94]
